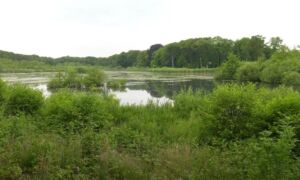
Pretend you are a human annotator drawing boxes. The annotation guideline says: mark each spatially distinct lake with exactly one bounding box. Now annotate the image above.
[0,71,215,105]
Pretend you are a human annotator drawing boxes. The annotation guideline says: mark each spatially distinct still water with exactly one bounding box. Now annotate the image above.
[0,71,215,105]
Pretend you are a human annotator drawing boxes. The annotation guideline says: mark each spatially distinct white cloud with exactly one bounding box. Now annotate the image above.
[0,0,299,57]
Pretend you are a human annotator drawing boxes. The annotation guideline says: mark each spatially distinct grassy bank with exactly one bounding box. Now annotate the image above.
[0,58,108,73]
[0,58,216,77]
[0,79,300,179]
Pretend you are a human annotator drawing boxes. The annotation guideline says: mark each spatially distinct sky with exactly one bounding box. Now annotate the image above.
[0,0,299,58]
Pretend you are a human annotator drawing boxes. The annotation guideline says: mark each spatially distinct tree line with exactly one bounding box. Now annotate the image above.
[0,35,284,68]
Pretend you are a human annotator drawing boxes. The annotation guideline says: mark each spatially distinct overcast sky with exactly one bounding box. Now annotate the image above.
[0,0,299,57]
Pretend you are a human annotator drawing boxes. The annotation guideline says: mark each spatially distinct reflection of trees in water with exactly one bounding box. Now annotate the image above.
[127,79,300,99]
[127,79,216,99]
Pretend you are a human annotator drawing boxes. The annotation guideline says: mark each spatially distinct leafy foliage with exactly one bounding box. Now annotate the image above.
[48,68,106,90]
[42,90,117,133]
[282,71,300,85]
[1,78,300,178]
[236,62,261,82]
[215,53,241,80]
[4,84,43,116]
[218,49,300,86]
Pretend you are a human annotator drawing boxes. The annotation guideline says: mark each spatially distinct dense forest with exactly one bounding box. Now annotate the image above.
[0,35,284,69]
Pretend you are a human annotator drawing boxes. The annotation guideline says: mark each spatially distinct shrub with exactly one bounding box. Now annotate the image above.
[205,84,260,141]
[236,62,261,82]
[48,72,65,89]
[63,70,82,89]
[227,125,300,179]
[107,79,126,90]
[4,84,44,116]
[215,53,241,80]
[263,88,300,123]
[48,70,83,90]
[282,71,300,85]
[260,62,283,84]
[83,68,106,89]
[260,50,300,84]
[173,88,205,118]
[42,90,118,133]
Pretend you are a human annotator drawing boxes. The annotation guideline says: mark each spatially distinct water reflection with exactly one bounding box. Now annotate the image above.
[109,79,215,105]
[110,88,172,105]
[33,84,51,97]
[126,79,216,98]
[3,71,300,105]
[28,79,215,105]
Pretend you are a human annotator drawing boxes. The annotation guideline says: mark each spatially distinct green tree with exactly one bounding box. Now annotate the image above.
[270,37,283,51]
[215,53,241,80]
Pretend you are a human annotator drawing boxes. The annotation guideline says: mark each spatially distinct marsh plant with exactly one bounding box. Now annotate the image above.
[48,68,106,90]
[1,79,300,179]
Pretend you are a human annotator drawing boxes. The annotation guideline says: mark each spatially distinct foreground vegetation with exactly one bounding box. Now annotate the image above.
[0,78,300,179]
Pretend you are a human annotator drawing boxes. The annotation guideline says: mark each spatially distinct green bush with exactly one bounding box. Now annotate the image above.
[260,62,282,83]
[173,88,205,118]
[63,70,82,89]
[107,79,126,90]
[213,50,300,86]
[215,53,241,80]
[83,68,106,89]
[203,84,261,141]
[42,90,117,133]
[227,124,300,179]
[4,84,43,116]
[282,71,300,85]
[48,72,65,89]
[260,50,300,84]
[48,70,83,90]
[236,62,261,82]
